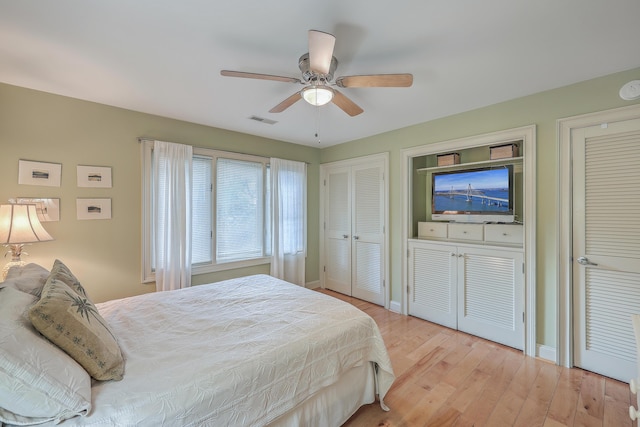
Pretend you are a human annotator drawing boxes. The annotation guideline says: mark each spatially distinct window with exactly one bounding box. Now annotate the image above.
[142,142,271,281]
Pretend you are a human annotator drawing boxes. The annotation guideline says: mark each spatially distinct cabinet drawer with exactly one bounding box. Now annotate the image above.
[484,224,523,245]
[418,222,447,238]
[448,223,483,241]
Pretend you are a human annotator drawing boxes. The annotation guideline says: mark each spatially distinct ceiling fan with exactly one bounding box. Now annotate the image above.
[220,30,413,117]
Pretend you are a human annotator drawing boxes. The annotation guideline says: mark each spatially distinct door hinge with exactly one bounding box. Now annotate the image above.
[522,262,525,274]
[407,249,410,258]
[522,312,525,323]
[407,285,410,295]
[323,179,326,186]
[323,266,326,272]
[383,280,386,288]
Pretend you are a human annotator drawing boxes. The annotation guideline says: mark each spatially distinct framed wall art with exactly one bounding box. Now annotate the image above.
[18,160,62,187]
[77,165,112,188]
[76,198,111,220]
[12,198,61,222]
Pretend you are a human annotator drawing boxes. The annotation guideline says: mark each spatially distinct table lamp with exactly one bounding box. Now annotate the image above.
[0,204,53,280]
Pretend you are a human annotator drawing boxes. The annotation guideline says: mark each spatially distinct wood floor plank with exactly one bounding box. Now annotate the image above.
[319,290,633,427]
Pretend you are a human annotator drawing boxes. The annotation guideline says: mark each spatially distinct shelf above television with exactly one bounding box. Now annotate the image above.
[417,156,523,175]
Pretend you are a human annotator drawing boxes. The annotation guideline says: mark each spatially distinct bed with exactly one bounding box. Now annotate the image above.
[0,262,394,427]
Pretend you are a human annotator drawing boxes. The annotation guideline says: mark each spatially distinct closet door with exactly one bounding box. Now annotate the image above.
[324,167,352,295]
[572,119,640,382]
[351,162,385,305]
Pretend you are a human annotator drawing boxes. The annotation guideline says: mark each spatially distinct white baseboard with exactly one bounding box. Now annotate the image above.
[389,300,401,313]
[536,344,557,363]
[305,280,320,289]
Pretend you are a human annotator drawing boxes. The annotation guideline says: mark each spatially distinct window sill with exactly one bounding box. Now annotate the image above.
[142,257,271,283]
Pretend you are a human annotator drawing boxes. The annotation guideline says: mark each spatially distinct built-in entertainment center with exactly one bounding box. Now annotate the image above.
[403,127,535,354]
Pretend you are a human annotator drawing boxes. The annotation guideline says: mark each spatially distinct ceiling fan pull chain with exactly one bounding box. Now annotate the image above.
[315,105,321,143]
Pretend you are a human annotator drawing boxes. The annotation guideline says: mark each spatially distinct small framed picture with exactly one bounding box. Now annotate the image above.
[77,165,112,188]
[77,198,111,220]
[13,198,61,222]
[18,160,62,187]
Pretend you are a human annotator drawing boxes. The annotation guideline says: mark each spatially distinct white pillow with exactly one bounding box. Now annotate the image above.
[3,263,50,296]
[0,286,92,425]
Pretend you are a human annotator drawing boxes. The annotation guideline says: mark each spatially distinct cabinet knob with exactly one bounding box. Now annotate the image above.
[450,252,456,257]
[502,232,508,236]
[353,235,360,240]
[343,234,349,239]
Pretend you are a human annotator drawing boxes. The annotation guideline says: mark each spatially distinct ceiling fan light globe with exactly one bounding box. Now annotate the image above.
[302,85,334,106]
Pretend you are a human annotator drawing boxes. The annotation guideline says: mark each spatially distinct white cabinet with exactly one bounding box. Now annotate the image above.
[418,222,523,246]
[408,239,524,350]
[321,155,387,306]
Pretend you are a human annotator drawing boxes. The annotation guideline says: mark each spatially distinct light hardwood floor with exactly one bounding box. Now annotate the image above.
[317,290,636,427]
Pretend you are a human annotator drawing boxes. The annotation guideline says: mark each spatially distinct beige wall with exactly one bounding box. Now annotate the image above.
[2,67,639,349]
[0,83,320,303]
[320,67,640,348]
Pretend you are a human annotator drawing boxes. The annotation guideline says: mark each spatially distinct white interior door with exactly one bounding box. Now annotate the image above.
[324,167,351,295]
[572,119,640,382]
[351,163,385,305]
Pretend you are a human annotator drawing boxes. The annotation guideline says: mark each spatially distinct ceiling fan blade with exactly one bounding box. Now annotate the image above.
[221,70,301,84]
[269,92,302,113]
[332,90,364,117]
[308,30,335,75]
[336,73,413,88]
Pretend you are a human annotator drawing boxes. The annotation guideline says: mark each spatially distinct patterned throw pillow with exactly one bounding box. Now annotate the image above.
[48,259,90,297]
[29,272,125,381]
[0,286,91,425]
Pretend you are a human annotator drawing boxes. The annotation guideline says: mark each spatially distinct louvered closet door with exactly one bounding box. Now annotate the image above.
[351,162,385,305]
[324,167,352,296]
[572,119,640,382]
[408,241,457,329]
[456,246,524,350]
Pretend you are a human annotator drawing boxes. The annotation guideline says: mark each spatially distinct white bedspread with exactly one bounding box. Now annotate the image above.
[52,274,394,426]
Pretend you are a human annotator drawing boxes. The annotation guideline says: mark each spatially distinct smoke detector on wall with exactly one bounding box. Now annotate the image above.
[619,80,640,100]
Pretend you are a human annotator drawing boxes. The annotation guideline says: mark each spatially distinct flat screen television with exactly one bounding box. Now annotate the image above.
[431,165,514,223]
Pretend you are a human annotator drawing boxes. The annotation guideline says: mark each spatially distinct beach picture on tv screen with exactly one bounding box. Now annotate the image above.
[433,167,511,214]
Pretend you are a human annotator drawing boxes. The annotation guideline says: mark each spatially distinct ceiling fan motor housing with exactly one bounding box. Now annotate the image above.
[299,53,338,82]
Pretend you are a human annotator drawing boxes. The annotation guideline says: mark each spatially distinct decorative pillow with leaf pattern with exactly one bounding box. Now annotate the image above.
[29,273,125,381]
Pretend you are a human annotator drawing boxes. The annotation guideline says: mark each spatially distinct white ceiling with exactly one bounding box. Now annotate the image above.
[1,1,639,147]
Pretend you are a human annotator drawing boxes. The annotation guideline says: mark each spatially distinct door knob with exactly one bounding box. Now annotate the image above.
[577,256,598,266]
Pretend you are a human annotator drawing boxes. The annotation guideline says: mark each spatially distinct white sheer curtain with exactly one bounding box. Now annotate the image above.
[153,140,193,292]
[270,158,306,286]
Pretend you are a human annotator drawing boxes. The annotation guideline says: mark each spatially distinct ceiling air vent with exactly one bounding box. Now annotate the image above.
[249,116,277,125]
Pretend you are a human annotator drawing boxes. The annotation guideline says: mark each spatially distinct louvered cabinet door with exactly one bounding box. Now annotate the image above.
[408,241,458,329]
[572,120,640,382]
[456,246,524,350]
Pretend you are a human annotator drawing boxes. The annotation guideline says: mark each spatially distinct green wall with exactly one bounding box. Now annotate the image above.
[0,83,320,303]
[320,67,640,348]
[2,67,639,349]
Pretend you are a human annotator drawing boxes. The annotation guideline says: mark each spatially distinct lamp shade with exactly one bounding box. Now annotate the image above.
[301,85,334,106]
[0,204,53,244]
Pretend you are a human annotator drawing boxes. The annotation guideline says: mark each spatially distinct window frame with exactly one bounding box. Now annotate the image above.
[142,141,271,283]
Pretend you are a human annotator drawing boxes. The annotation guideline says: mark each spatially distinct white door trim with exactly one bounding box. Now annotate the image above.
[557,104,640,367]
[401,125,537,357]
[319,152,390,309]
